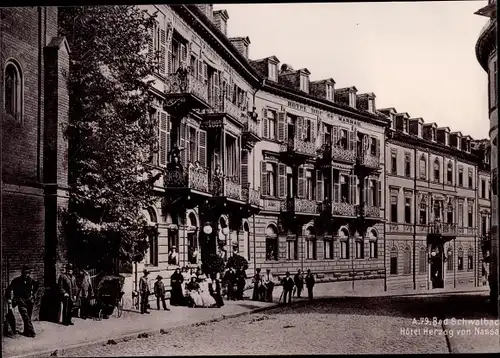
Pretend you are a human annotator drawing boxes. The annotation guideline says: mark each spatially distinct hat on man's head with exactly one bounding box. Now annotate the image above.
[143,268,149,274]
[156,275,163,280]
[66,263,73,270]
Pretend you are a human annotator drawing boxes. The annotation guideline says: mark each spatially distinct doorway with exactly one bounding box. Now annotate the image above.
[429,244,444,288]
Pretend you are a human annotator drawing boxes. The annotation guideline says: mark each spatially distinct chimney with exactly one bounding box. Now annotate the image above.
[213,9,229,36]
[196,4,214,21]
[229,37,251,59]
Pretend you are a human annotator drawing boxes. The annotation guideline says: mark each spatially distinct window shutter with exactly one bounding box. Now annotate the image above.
[180,43,187,67]
[297,117,304,140]
[260,161,268,195]
[311,119,317,143]
[148,27,155,63]
[348,130,355,151]
[375,138,380,157]
[332,125,339,146]
[278,163,286,198]
[316,170,324,202]
[159,28,166,75]
[203,62,208,84]
[198,129,207,168]
[198,61,203,82]
[159,112,167,166]
[349,175,356,205]
[241,150,249,187]
[321,123,326,147]
[262,108,268,138]
[377,180,382,207]
[277,111,286,142]
[298,166,305,198]
[180,122,187,166]
[363,177,369,206]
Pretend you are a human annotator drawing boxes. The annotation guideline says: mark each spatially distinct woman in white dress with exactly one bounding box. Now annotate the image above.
[181,267,191,298]
[198,274,217,307]
[186,277,203,307]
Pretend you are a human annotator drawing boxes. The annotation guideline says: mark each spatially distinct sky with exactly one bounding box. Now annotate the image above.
[214,1,491,140]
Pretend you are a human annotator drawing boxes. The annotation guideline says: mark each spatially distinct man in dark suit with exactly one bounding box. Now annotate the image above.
[5,266,39,337]
[58,264,77,326]
[223,267,236,301]
[305,269,316,300]
[281,271,295,305]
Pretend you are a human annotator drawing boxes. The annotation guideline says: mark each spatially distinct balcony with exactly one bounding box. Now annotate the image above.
[355,204,381,219]
[242,185,261,208]
[356,152,381,171]
[319,201,357,217]
[429,222,457,235]
[210,175,242,201]
[164,70,209,114]
[280,137,317,159]
[242,112,261,150]
[320,144,356,164]
[164,166,211,194]
[282,197,319,216]
[204,94,244,124]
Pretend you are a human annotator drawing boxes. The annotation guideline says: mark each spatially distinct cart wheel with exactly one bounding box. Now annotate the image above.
[116,297,124,318]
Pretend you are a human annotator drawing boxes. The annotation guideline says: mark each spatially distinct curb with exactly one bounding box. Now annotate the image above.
[5,303,280,358]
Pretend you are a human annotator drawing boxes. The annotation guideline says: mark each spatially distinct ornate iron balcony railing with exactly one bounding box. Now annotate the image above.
[165,71,208,103]
[165,166,210,193]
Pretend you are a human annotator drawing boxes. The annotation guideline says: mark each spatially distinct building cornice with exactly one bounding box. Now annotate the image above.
[263,81,390,128]
[475,18,497,71]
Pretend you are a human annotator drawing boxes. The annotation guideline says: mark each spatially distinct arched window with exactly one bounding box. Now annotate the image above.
[447,162,453,184]
[447,247,453,271]
[467,248,473,271]
[433,159,440,182]
[4,61,23,121]
[305,226,317,260]
[390,247,398,275]
[355,236,364,259]
[242,221,250,261]
[418,246,427,273]
[187,212,198,264]
[369,229,378,258]
[339,228,349,259]
[265,224,278,261]
[458,248,464,271]
[403,247,411,275]
[419,155,427,179]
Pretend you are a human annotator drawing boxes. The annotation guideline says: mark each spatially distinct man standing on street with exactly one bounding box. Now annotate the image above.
[224,266,236,301]
[294,269,304,298]
[59,264,77,326]
[154,275,170,311]
[139,269,151,314]
[263,269,275,302]
[76,267,93,320]
[305,269,316,300]
[281,271,294,305]
[5,266,39,337]
[235,267,247,300]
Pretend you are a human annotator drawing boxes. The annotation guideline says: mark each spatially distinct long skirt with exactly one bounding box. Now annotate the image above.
[211,292,224,307]
[200,290,217,307]
[188,291,203,307]
[171,285,184,306]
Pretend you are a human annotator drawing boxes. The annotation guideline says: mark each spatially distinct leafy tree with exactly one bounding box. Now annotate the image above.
[58,6,161,272]
[226,254,249,271]
[201,253,226,275]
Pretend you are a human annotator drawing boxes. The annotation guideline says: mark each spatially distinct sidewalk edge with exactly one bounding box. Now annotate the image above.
[4,303,279,358]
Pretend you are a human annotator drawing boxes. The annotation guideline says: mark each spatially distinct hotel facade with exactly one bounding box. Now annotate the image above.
[1,4,491,312]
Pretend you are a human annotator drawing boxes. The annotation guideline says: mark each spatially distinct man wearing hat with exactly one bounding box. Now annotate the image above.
[281,271,295,305]
[154,275,170,311]
[58,263,77,326]
[5,265,39,337]
[139,269,151,314]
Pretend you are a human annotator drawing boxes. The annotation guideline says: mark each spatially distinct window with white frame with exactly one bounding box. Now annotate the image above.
[339,229,349,259]
[419,155,427,180]
[306,169,314,200]
[267,109,277,140]
[300,75,309,92]
[324,238,334,259]
[326,84,334,101]
[369,231,378,259]
[355,239,364,259]
[286,236,298,260]
[264,162,277,197]
[268,63,277,81]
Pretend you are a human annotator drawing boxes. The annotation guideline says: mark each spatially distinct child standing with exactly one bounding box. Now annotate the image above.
[154,275,170,311]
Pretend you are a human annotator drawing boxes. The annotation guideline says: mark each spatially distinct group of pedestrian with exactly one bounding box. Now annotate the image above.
[221,266,247,301]
[58,264,95,325]
[251,268,316,304]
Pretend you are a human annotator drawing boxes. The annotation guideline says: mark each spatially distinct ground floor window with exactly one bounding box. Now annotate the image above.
[390,247,398,275]
[306,238,317,260]
[418,247,426,273]
[146,234,158,266]
[340,239,349,259]
[355,239,364,259]
[265,224,278,261]
[447,248,453,271]
[187,232,198,264]
[467,248,473,271]
[324,239,334,259]
[369,240,377,258]
[286,237,298,260]
[458,248,464,271]
[167,230,179,265]
[403,247,411,275]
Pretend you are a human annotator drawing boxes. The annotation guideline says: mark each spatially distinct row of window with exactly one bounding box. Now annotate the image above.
[390,152,481,189]
[389,193,475,227]
[265,236,378,261]
[389,246,474,275]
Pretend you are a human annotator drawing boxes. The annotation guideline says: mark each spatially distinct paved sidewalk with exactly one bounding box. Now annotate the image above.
[2,299,274,358]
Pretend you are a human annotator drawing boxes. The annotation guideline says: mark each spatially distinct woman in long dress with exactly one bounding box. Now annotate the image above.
[181,267,191,298]
[198,274,217,307]
[208,273,224,307]
[186,277,203,307]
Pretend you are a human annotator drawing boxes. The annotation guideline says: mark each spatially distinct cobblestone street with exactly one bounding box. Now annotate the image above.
[58,293,499,356]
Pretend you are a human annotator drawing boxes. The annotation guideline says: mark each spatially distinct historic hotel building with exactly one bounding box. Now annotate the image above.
[475,0,498,312]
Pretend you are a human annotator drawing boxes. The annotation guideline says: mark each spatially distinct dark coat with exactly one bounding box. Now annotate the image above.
[305,274,316,288]
[139,276,150,295]
[170,272,184,287]
[6,276,39,307]
[58,274,77,301]
[294,273,304,288]
[282,276,295,291]
[154,281,166,297]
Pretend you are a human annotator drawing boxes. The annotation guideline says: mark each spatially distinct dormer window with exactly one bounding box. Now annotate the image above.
[403,119,409,133]
[300,75,309,93]
[268,63,277,82]
[326,84,334,101]
[368,98,374,113]
[431,128,436,142]
[349,91,356,107]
